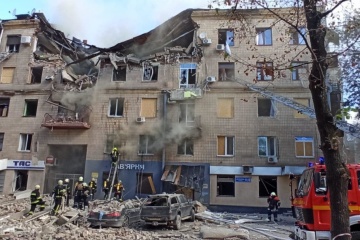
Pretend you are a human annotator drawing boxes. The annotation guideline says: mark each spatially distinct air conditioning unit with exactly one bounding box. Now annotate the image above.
[21,36,31,45]
[136,117,145,123]
[216,44,225,51]
[202,38,212,45]
[242,165,254,174]
[267,156,278,163]
[206,76,216,82]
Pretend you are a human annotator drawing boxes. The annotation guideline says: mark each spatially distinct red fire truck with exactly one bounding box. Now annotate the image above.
[292,161,360,239]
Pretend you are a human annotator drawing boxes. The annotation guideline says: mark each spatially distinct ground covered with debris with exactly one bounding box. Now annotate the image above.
[0,195,294,239]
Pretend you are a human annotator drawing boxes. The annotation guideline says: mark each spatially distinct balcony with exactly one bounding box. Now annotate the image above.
[41,113,90,129]
[169,88,202,101]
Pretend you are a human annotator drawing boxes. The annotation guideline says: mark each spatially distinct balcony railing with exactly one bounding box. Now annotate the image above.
[41,113,90,129]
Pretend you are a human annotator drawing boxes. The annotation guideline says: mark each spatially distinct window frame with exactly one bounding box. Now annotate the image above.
[177,139,194,156]
[136,172,154,194]
[218,29,235,46]
[258,136,277,157]
[138,135,155,155]
[295,136,314,158]
[291,62,307,81]
[0,133,4,151]
[6,35,21,53]
[290,27,306,45]
[217,175,235,197]
[0,98,10,117]
[23,99,38,117]
[256,28,272,46]
[218,62,235,81]
[1,67,15,84]
[140,98,157,118]
[30,67,43,84]
[257,98,276,117]
[217,98,234,118]
[112,66,127,82]
[143,65,158,81]
[179,63,196,88]
[256,62,274,81]
[217,136,235,156]
[18,133,33,152]
[108,98,124,117]
[179,102,195,126]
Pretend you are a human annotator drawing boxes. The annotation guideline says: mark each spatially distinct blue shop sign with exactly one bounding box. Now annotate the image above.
[7,160,45,170]
[235,176,251,183]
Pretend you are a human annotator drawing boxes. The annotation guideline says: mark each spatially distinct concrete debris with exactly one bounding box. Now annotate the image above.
[14,189,32,200]
[200,225,249,240]
[193,200,207,213]
[90,199,142,212]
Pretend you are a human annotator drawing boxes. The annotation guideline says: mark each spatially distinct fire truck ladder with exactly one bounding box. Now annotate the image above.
[237,79,360,139]
[0,52,14,63]
[107,157,120,200]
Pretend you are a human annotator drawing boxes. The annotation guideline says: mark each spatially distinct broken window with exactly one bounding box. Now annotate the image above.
[18,133,32,151]
[140,98,157,118]
[1,67,15,83]
[30,67,43,84]
[217,175,235,196]
[143,65,158,81]
[23,99,38,117]
[256,62,273,81]
[0,98,10,117]
[108,98,124,117]
[289,27,306,45]
[259,176,277,197]
[6,35,20,53]
[180,63,196,88]
[258,98,276,117]
[136,173,155,194]
[112,66,126,82]
[256,28,272,45]
[179,102,195,126]
[291,62,307,81]
[178,139,194,155]
[258,136,277,157]
[218,62,235,81]
[217,136,234,156]
[295,137,314,157]
[139,135,155,155]
[293,98,310,118]
[0,133,4,151]
[218,29,234,46]
[217,98,234,118]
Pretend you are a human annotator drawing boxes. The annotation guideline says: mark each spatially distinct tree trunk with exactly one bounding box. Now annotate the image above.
[304,0,350,238]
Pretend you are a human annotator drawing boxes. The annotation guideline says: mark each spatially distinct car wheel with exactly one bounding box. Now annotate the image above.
[122,216,130,227]
[189,209,195,222]
[174,214,181,230]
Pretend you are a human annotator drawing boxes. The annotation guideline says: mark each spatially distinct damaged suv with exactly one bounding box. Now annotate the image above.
[140,193,195,230]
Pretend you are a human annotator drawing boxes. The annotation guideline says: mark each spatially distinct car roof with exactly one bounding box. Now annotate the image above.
[148,193,183,198]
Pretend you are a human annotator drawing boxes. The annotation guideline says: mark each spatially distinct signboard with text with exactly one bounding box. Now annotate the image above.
[235,176,251,183]
[7,160,45,170]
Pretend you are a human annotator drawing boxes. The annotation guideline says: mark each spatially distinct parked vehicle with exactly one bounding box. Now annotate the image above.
[291,161,360,240]
[88,200,141,227]
[140,193,195,230]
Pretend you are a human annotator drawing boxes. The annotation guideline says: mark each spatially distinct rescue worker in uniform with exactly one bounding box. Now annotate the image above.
[103,178,110,200]
[267,192,281,222]
[73,176,85,209]
[113,180,125,201]
[82,182,90,210]
[51,180,66,215]
[29,185,45,215]
[63,178,71,207]
[110,147,119,166]
[88,178,97,201]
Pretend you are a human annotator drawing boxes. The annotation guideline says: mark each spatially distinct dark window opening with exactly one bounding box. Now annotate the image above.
[218,29,234,46]
[109,98,124,117]
[258,98,275,117]
[113,66,126,81]
[139,135,156,154]
[0,98,10,117]
[136,172,154,194]
[15,170,28,191]
[19,134,32,151]
[259,176,277,197]
[170,197,178,205]
[177,139,194,155]
[6,35,21,53]
[0,133,4,151]
[217,175,235,196]
[143,66,158,81]
[30,67,43,84]
[218,62,235,81]
[24,99,38,117]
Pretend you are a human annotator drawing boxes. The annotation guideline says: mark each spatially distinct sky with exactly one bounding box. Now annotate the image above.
[0,0,210,48]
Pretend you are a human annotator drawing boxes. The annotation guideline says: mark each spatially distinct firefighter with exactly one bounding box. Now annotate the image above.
[73,176,85,209]
[28,185,45,215]
[267,192,281,222]
[113,180,125,201]
[82,182,90,210]
[110,147,119,166]
[88,178,97,201]
[103,178,110,200]
[63,178,71,207]
[51,180,66,215]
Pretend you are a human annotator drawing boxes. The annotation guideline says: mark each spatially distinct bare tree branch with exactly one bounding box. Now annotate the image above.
[321,0,349,18]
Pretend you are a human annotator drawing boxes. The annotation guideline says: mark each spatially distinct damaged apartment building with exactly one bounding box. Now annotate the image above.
[0,8,341,211]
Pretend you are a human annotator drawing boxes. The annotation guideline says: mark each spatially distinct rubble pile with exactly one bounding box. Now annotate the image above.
[90,199,142,212]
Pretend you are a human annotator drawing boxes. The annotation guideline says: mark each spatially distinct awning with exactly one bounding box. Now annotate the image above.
[282,166,307,175]
[161,165,205,190]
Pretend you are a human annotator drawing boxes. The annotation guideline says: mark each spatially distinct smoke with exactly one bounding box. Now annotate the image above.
[44,0,210,48]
